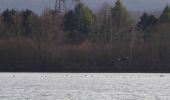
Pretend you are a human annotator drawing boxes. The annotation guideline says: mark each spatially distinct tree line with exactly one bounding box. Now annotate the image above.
[0,0,170,72]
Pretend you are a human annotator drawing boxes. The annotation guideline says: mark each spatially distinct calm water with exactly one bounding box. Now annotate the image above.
[0,73,170,100]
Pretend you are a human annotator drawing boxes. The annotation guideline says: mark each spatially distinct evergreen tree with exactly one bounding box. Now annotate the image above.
[157,5,170,50]
[64,3,95,43]
[159,5,170,23]
[1,9,22,36]
[21,10,34,36]
[137,13,157,32]
[110,0,133,42]
[2,9,17,26]
[137,13,158,40]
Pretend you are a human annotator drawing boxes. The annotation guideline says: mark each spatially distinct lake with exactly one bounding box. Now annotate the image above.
[0,73,170,100]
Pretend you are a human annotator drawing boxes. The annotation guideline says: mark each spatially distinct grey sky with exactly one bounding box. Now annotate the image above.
[0,0,170,14]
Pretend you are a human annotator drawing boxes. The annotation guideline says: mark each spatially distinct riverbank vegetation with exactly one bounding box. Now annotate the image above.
[0,0,170,72]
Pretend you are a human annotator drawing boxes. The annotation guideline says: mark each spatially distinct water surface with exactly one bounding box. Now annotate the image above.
[0,73,169,100]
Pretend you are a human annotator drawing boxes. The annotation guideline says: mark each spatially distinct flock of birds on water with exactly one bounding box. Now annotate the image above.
[11,74,165,79]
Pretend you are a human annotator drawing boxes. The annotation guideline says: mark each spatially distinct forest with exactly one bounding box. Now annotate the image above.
[0,0,170,72]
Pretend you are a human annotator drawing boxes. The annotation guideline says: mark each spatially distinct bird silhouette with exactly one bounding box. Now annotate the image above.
[117,57,129,61]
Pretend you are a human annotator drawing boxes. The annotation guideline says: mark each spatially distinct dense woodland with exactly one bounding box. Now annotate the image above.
[0,0,170,72]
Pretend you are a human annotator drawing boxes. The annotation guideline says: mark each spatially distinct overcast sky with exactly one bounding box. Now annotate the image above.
[0,0,170,14]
